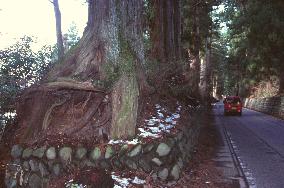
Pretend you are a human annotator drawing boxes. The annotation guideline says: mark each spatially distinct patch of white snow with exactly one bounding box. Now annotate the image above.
[108,138,140,145]
[131,176,146,184]
[112,173,146,188]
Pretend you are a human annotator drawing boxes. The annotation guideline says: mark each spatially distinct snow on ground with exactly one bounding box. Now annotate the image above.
[108,102,182,145]
[138,103,182,138]
[112,172,146,188]
[108,138,140,145]
[65,179,86,188]
[64,173,145,188]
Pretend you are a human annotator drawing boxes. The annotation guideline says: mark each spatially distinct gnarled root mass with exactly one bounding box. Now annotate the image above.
[15,80,111,146]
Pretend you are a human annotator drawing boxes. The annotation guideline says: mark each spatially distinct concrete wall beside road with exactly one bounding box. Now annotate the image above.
[244,96,284,119]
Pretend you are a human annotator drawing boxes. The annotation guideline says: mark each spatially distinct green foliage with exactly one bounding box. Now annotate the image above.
[251,78,279,98]
[226,0,284,95]
[217,0,284,96]
[181,0,221,52]
[50,23,81,62]
[0,36,54,120]
[63,22,81,51]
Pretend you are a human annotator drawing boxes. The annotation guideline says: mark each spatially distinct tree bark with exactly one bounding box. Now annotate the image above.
[150,0,166,63]
[16,0,148,144]
[52,0,64,60]
[199,36,212,105]
[150,0,181,62]
[149,0,182,88]
[188,4,201,98]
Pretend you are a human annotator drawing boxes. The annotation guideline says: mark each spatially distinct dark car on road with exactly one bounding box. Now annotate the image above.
[223,96,242,116]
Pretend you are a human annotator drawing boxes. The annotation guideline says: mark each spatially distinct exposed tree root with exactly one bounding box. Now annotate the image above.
[42,93,71,130]
[16,82,111,145]
[45,80,106,93]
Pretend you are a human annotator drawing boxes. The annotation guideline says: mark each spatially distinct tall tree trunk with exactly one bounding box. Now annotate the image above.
[164,0,182,61]
[149,0,181,88]
[206,38,212,97]
[52,0,64,60]
[16,0,148,144]
[199,36,212,105]
[199,57,206,102]
[173,0,182,60]
[188,4,201,98]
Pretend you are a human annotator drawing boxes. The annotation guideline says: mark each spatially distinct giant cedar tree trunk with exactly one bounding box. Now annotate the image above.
[199,36,212,105]
[150,0,181,87]
[16,0,147,144]
[151,0,181,61]
[188,4,201,98]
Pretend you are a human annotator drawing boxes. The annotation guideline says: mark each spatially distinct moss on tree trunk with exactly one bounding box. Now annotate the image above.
[110,75,139,139]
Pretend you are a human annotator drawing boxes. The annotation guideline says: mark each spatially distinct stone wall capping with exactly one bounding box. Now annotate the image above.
[22,148,33,159]
[90,147,102,161]
[59,147,72,164]
[156,143,171,157]
[11,145,23,159]
[32,146,47,158]
[127,144,142,157]
[75,147,87,160]
[46,147,56,160]
[105,145,115,159]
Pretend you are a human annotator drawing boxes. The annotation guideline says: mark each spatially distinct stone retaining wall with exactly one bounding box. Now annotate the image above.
[244,96,284,119]
[5,111,201,188]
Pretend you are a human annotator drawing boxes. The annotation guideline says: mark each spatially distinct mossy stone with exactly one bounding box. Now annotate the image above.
[32,146,46,158]
[46,147,56,160]
[90,147,101,161]
[156,143,171,157]
[75,147,87,160]
[105,146,114,159]
[22,148,33,158]
[127,144,142,157]
[158,168,169,181]
[11,145,23,158]
[59,147,72,163]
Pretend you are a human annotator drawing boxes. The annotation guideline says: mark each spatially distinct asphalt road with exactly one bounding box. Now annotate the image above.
[213,102,284,188]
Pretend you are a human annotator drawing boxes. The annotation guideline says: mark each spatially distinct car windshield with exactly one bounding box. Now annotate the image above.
[225,97,241,103]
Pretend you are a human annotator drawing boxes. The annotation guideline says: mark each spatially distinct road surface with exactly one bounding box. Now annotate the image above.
[214,102,284,188]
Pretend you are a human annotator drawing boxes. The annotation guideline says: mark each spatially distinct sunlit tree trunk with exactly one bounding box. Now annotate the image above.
[188,4,201,98]
[201,36,212,104]
[199,36,212,105]
[52,0,64,60]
